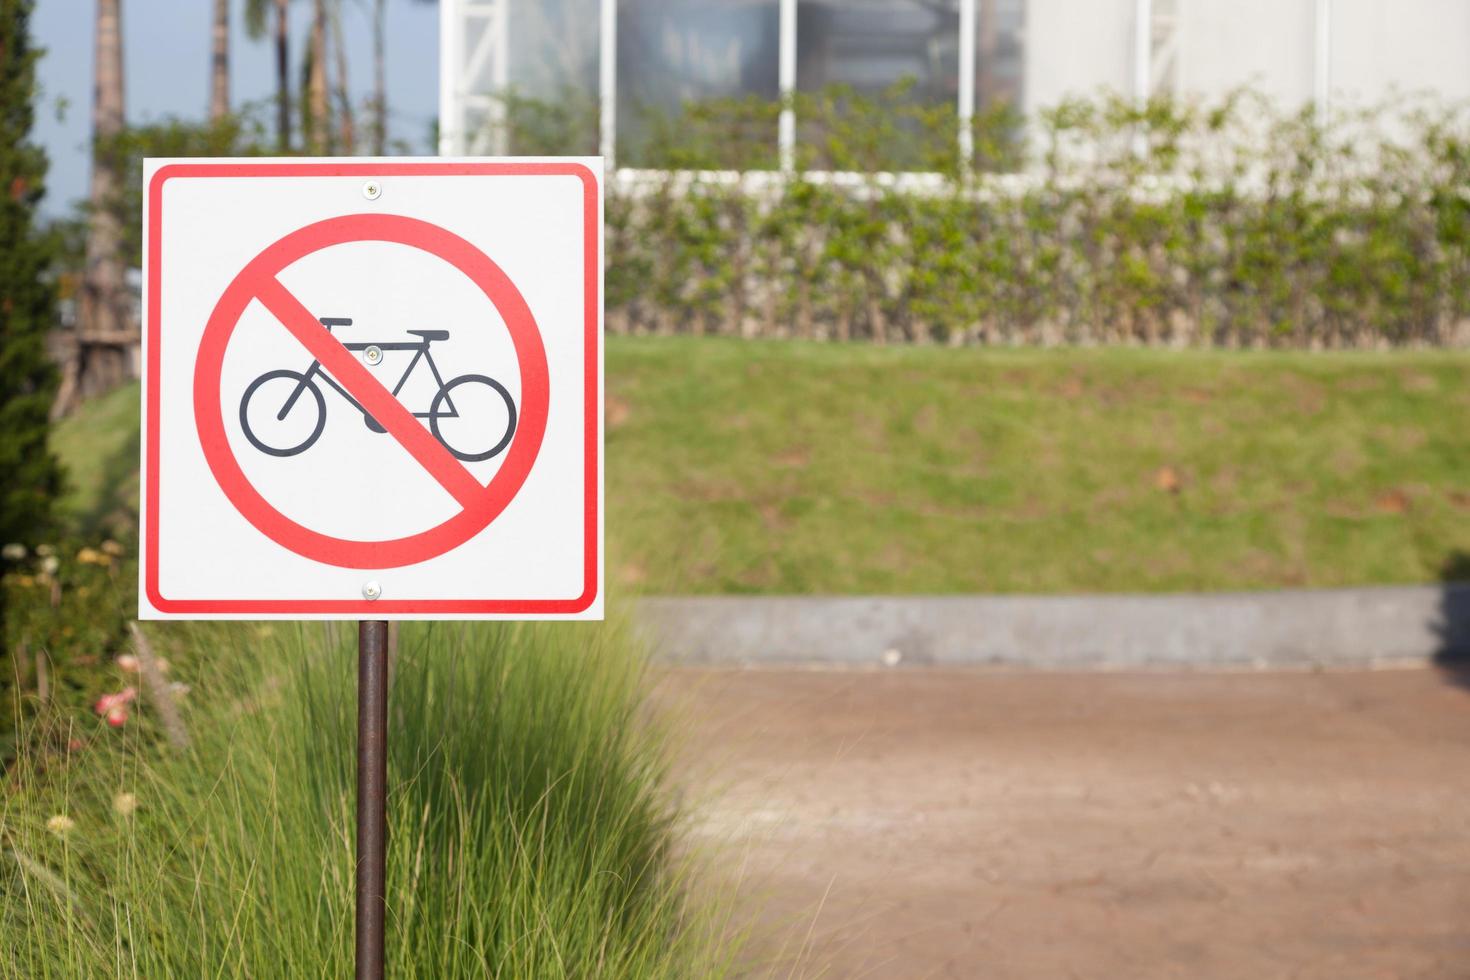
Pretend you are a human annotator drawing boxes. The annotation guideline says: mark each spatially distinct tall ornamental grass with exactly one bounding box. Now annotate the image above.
[1,620,734,977]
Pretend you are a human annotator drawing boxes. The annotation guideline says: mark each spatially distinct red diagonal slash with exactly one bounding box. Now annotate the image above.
[255,275,486,509]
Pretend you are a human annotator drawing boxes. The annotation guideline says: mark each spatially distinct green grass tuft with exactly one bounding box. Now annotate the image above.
[0,620,736,977]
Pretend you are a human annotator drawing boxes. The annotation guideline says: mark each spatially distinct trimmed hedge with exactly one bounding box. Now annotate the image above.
[590,88,1470,347]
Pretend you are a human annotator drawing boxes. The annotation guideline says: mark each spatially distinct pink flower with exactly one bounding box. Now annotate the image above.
[94,687,137,716]
[105,707,128,727]
[115,654,140,672]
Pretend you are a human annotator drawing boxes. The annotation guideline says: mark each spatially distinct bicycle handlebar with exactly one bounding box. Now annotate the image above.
[318,317,352,328]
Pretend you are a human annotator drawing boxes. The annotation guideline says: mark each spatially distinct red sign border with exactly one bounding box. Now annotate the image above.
[144,161,600,616]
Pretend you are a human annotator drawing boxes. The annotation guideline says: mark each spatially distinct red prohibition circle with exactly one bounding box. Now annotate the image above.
[194,213,550,569]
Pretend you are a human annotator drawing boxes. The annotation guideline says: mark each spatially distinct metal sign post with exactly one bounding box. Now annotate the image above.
[356,620,389,980]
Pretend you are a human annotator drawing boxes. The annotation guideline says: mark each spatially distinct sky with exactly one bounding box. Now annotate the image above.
[34,0,442,217]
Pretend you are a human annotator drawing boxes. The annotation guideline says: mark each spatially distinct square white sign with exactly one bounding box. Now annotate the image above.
[139,158,603,620]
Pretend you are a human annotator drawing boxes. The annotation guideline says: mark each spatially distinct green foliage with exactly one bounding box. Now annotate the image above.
[506,83,1470,347]
[629,94,784,172]
[92,109,281,269]
[497,85,601,158]
[1,381,139,759]
[0,616,737,976]
[0,0,62,658]
[0,543,133,765]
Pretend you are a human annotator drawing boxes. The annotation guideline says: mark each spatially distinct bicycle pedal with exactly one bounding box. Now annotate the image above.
[364,416,387,434]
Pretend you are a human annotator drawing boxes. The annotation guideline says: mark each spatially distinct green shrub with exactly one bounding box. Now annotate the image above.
[0,542,134,765]
[0,0,63,661]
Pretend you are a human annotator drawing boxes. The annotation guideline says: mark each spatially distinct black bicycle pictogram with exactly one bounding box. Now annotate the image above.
[239,317,517,462]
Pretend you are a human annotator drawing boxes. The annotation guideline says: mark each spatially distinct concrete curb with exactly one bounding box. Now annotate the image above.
[635,585,1470,669]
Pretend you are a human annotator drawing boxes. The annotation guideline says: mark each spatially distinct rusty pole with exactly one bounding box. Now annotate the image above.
[356,620,389,979]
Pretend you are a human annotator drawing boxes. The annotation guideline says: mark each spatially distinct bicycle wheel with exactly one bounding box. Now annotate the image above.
[239,369,327,457]
[429,374,517,462]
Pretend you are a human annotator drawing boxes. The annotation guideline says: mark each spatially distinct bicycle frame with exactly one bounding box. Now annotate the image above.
[275,339,461,423]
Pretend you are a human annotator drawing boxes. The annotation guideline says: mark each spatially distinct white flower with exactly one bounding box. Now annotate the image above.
[1,543,26,561]
[46,814,75,836]
[113,793,138,817]
[39,556,59,576]
[169,682,190,698]
[116,654,140,672]
[35,544,55,557]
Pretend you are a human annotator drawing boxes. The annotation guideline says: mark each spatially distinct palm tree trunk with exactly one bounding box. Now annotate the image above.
[372,0,386,155]
[305,0,329,153]
[65,0,132,415]
[328,0,355,152]
[209,0,229,120]
[275,0,290,148]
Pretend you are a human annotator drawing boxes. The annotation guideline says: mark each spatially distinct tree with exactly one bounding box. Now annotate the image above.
[209,0,229,120]
[0,0,63,608]
[302,0,329,153]
[245,0,291,149]
[328,0,354,151]
[371,0,386,154]
[56,0,132,416]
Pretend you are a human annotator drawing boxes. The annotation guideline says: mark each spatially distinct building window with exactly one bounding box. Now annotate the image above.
[618,0,782,166]
[975,0,1025,114]
[797,1,959,106]
[502,0,603,154]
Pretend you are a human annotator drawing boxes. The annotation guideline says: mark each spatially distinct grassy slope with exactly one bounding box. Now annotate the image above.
[607,339,1470,594]
[56,340,1470,594]
[50,381,138,537]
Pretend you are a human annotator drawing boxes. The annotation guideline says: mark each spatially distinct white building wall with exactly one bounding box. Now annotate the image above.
[1330,0,1470,104]
[1174,0,1317,106]
[1022,0,1134,115]
[1023,0,1470,116]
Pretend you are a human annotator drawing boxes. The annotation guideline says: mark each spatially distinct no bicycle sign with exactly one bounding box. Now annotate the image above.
[139,159,603,620]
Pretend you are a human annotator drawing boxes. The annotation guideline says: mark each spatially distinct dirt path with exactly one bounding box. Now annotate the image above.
[658,666,1470,979]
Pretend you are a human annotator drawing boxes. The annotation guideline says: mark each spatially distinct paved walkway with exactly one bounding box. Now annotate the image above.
[660,665,1470,979]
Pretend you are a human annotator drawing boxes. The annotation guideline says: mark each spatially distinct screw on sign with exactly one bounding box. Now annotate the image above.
[139,158,604,978]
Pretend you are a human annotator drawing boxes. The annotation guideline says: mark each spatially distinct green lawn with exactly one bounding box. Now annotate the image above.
[50,380,139,537]
[56,339,1470,594]
[606,339,1470,594]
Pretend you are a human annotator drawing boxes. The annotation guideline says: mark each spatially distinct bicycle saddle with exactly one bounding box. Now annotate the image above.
[407,329,450,341]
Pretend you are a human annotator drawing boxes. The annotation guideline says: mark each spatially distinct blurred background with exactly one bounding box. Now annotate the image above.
[2,1,1468,977]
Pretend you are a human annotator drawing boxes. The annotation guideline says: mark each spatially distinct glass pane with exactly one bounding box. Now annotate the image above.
[797,0,959,105]
[975,0,1025,111]
[795,0,961,171]
[502,0,602,154]
[617,0,782,167]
